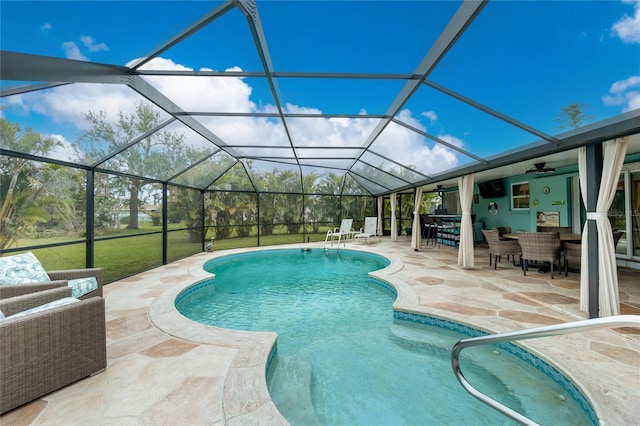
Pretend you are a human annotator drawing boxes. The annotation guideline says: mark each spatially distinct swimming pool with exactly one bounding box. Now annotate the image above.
[175,249,594,425]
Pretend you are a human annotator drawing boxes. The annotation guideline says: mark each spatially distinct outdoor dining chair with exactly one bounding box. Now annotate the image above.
[564,229,624,276]
[481,228,521,269]
[517,231,562,279]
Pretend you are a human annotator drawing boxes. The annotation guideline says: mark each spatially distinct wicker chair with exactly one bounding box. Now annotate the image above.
[564,230,624,276]
[517,232,562,279]
[495,226,512,238]
[0,287,107,414]
[563,242,582,277]
[537,226,572,234]
[482,228,521,269]
[0,267,103,300]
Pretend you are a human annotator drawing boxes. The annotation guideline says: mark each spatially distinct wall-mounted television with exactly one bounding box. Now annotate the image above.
[478,179,506,198]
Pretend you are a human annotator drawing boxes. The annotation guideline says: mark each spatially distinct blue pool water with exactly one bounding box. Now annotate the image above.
[175,249,594,425]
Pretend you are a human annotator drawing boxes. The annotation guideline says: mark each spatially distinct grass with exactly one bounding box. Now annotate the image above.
[12,225,334,284]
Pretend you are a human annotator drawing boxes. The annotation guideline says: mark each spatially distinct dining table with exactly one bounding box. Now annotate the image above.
[501,232,582,274]
[502,233,582,242]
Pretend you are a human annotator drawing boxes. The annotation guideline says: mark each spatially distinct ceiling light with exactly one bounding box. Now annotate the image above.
[525,162,555,175]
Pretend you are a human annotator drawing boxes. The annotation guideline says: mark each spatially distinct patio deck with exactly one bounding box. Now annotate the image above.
[2,237,638,425]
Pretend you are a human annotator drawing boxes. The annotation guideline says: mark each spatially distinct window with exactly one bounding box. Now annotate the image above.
[511,181,530,210]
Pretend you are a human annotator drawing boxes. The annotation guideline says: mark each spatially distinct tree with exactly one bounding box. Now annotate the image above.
[174,187,204,243]
[555,103,594,130]
[79,102,193,229]
[0,117,62,249]
[39,165,86,234]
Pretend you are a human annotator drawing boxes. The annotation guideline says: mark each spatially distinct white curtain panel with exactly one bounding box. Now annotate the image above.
[457,174,475,268]
[579,137,628,316]
[377,196,383,237]
[390,193,398,241]
[578,147,589,313]
[411,187,424,250]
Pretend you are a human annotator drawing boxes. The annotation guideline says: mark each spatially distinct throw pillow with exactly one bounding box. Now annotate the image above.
[0,252,51,285]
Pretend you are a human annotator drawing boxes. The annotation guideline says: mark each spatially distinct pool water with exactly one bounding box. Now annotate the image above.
[175,249,593,425]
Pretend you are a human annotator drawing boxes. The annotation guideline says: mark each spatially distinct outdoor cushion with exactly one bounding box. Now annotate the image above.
[68,277,98,298]
[0,252,50,285]
[0,310,4,320]
[3,296,79,320]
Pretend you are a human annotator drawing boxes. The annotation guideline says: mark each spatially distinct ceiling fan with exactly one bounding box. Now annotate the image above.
[525,162,555,175]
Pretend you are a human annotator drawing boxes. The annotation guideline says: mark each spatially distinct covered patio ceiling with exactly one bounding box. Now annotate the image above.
[1,0,639,195]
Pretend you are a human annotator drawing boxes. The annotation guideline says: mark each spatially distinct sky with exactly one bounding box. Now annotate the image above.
[1,0,639,184]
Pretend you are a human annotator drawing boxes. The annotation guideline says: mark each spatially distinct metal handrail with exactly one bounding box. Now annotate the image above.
[451,315,640,426]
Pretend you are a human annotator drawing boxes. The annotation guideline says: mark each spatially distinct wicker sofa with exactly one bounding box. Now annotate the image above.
[0,251,103,300]
[0,287,106,414]
[0,267,103,300]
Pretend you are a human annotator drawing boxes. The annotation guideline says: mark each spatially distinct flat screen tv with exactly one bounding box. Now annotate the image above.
[478,179,506,198]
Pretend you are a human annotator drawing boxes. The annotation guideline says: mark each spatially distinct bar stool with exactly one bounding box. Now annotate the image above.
[423,215,437,246]
[433,216,445,248]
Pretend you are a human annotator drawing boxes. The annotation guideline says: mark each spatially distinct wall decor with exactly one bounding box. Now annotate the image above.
[488,202,498,215]
[536,211,559,227]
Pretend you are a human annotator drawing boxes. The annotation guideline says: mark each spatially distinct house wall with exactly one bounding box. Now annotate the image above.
[473,172,577,233]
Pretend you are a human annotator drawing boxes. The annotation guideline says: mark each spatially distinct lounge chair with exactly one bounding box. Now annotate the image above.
[324,219,355,249]
[354,217,381,243]
[0,287,107,414]
[0,252,103,300]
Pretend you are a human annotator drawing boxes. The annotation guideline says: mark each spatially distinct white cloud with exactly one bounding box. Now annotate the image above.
[421,111,438,123]
[612,0,640,44]
[365,109,461,176]
[603,75,640,112]
[37,83,138,129]
[137,58,256,113]
[62,41,87,60]
[80,35,109,52]
[46,133,80,162]
[62,36,108,61]
[41,22,52,31]
[13,56,461,178]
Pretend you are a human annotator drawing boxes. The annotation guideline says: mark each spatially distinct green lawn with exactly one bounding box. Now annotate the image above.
[12,226,333,284]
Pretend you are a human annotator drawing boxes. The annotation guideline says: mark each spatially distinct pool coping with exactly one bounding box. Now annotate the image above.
[148,243,621,425]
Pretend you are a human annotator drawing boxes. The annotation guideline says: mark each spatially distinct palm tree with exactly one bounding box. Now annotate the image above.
[1,117,61,249]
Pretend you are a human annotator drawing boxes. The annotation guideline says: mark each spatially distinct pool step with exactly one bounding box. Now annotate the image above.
[269,355,322,426]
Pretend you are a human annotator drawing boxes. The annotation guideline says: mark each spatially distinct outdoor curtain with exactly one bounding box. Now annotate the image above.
[377,196,383,238]
[390,193,398,241]
[457,174,475,268]
[411,187,424,250]
[579,137,628,317]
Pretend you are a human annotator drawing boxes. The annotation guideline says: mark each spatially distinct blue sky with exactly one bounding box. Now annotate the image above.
[1,0,639,179]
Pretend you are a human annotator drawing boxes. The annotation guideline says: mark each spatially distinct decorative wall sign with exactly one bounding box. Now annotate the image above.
[536,211,559,227]
[543,186,550,194]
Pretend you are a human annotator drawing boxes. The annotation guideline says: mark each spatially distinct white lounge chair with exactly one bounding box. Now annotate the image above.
[354,217,380,243]
[324,219,355,249]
